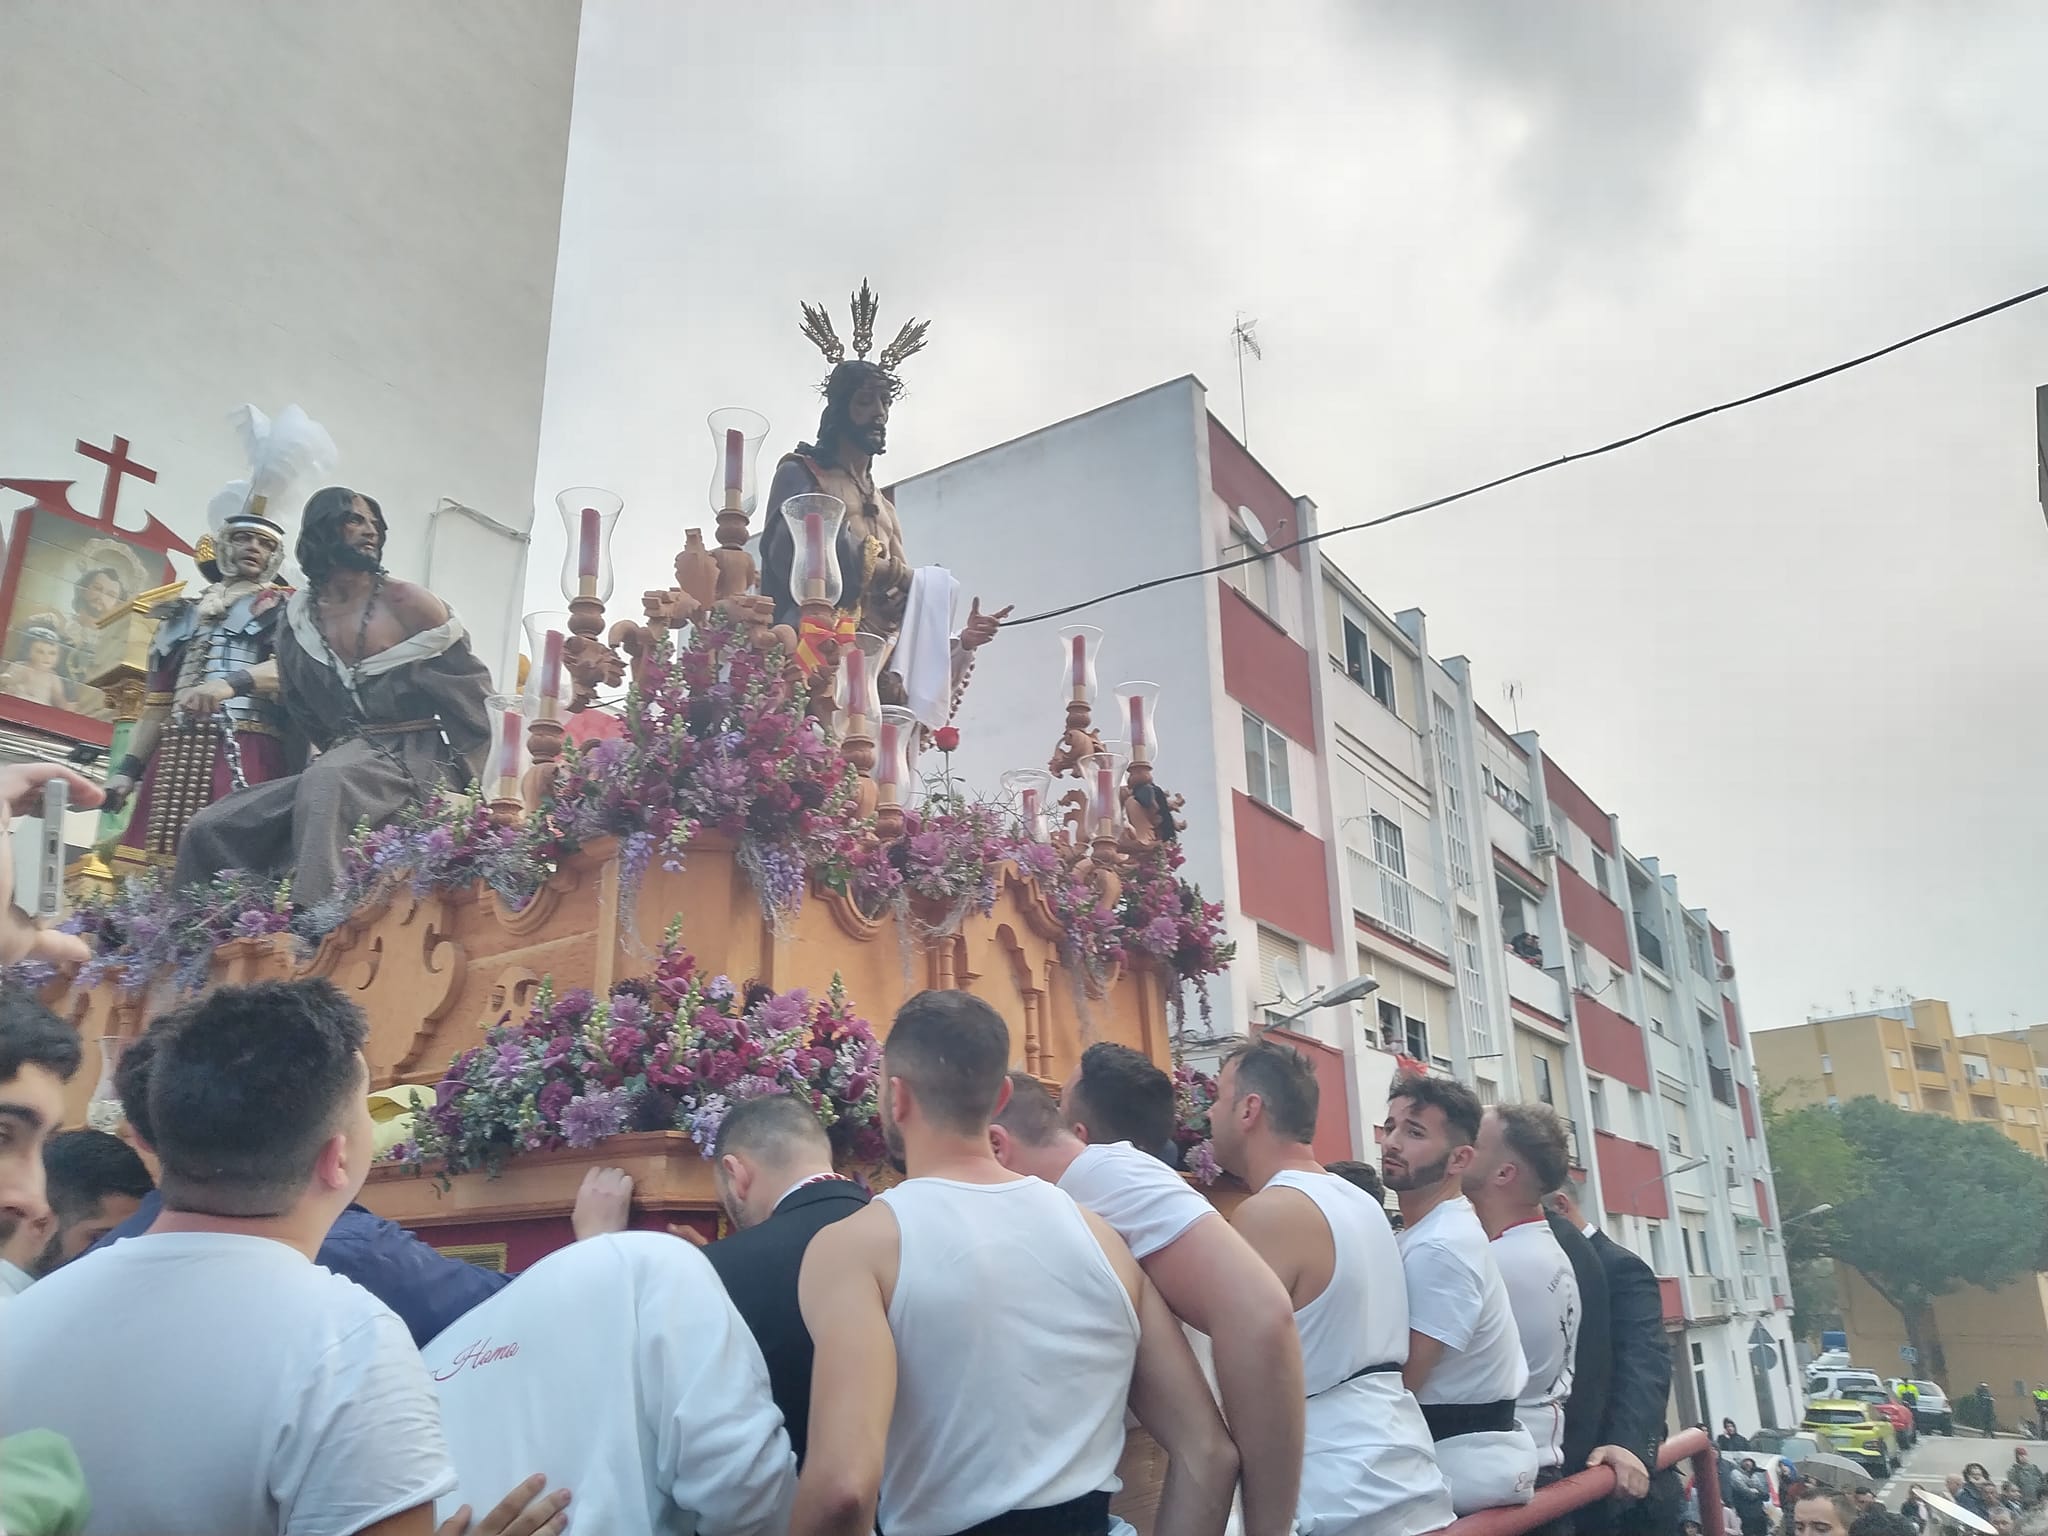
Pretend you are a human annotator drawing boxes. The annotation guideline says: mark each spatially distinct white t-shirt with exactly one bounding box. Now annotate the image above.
[0,1230,455,1535]
[1396,1194,1528,1405]
[1492,1217,1580,1469]
[425,1232,794,1536]
[1057,1140,1216,1259]
[1397,1196,1537,1514]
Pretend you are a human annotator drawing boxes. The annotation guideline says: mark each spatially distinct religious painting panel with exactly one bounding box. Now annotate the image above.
[0,507,171,736]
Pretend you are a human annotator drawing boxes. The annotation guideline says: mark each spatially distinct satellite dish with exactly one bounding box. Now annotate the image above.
[1274,957,1307,1004]
[1236,504,1268,548]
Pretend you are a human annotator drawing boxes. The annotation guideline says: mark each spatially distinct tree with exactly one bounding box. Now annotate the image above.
[1827,1096,2048,1383]
[1763,1088,1868,1339]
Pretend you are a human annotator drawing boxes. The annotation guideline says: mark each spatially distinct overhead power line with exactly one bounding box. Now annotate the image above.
[1006,280,2048,628]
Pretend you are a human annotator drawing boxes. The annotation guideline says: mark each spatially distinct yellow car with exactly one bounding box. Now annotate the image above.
[1802,1399,1900,1477]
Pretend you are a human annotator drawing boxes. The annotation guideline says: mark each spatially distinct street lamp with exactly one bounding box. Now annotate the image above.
[1264,974,1380,1030]
[1781,1203,1833,1226]
[1614,1155,1708,1208]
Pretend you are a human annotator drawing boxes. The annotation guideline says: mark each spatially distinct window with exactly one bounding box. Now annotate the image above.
[1651,1016,1668,1038]
[1242,710,1292,815]
[1628,1087,1648,1140]
[1340,615,1398,711]
[1370,813,1407,877]
[1476,1078,1498,1105]
[1431,698,1475,893]
[1483,768,1532,823]
[1455,911,1492,1054]
[1224,518,1275,613]
[1821,1053,1833,1075]
[1999,1065,2012,1084]
[1406,1015,1430,1064]
[1890,1050,1905,1068]
[1897,1093,1912,1109]
[1591,846,1611,897]
[1569,940,1590,990]
[1589,1079,1609,1131]
[1376,998,1404,1053]
[1667,1132,1684,1156]
[1826,1094,1840,1110]
[1687,923,1712,978]
[1682,1228,1699,1274]
[2005,1105,2017,1122]
[1648,1222,1668,1273]
[1533,1054,1555,1106]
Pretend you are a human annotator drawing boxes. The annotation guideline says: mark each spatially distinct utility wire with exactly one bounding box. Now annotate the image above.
[1005,280,2048,628]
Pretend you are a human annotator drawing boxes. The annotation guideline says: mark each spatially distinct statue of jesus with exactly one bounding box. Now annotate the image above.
[759,283,1005,712]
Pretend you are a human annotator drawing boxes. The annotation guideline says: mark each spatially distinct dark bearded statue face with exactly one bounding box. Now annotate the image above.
[299,486,389,587]
[814,359,896,465]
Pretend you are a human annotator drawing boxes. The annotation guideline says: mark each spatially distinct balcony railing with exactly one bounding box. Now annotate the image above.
[1349,849,1449,955]
[1634,923,1666,971]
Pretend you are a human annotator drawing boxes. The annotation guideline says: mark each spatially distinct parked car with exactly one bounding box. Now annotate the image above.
[1802,1399,1899,1478]
[1808,1366,1889,1401]
[1905,1380,1954,1435]
[1841,1385,1917,1449]
[1750,1431,1824,1509]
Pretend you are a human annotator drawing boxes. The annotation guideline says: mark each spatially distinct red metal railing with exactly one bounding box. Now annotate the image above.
[1439,1426,1721,1536]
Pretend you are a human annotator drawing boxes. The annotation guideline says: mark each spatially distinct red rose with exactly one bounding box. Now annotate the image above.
[933,725,960,752]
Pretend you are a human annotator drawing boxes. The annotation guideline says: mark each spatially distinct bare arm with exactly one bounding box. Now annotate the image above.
[1086,1209,1237,1536]
[1153,1213,1303,1536]
[1403,1331,1447,1394]
[119,700,174,771]
[356,1506,437,1536]
[790,1213,898,1536]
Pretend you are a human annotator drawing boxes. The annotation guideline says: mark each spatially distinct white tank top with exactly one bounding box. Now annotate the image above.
[1267,1169,1455,1536]
[876,1176,1140,1536]
[1268,1168,1409,1389]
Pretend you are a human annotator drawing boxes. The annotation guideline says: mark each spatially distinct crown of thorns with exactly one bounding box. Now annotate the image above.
[799,279,929,397]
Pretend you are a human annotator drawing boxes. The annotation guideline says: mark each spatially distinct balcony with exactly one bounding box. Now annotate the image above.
[1635,923,1666,971]
[1708,1063,1736,1106]
[1505,948,1569,1021]
[1687,1273,1733,1320]
[1349,850,1449,955]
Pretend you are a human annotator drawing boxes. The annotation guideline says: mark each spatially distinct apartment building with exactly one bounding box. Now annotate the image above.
[894,376,1799,1432]
[1756,1001,2048,1158]
[1756,1003,2048,1404]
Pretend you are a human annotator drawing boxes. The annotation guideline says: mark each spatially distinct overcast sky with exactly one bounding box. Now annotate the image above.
[531,0,2048,1037]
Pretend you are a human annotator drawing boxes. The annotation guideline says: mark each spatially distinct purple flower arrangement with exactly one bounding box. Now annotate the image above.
[1174,1062,1223,1185]
[400,929,886,1180]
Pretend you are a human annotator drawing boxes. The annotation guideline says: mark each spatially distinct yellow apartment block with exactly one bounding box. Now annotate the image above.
[1755,1001,2048,1406]
[1753,1001,2048,1158]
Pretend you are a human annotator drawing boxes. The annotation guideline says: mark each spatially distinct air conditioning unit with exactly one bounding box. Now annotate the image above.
[1530,825,1558,855]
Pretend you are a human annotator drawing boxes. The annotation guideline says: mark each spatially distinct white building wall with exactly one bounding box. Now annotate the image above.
[0,3,579,685]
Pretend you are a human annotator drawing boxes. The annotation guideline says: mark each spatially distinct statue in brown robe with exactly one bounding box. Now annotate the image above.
[172,488,492,911]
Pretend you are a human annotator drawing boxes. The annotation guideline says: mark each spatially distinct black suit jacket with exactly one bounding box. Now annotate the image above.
[1588,1226,1673,1468]
[1551,1210,1614,1476]
[704,1179,871,1465]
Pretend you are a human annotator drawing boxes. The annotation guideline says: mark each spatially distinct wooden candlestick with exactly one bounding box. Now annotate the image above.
[524,717,567,808]
[713,504,755,599]
[563,595,624,709]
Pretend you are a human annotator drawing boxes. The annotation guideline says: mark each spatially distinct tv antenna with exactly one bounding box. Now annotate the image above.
[1502,679,1524,732]
[1231,312,1262,445]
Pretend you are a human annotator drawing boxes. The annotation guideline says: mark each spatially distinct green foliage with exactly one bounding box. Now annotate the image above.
[1827,1095,2048,1317]
[1762,1084,1868,1264]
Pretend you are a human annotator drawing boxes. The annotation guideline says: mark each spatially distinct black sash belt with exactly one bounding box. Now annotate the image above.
[948,1489,1113,1536]
[1421,1397,1517,1441]
[1309,1360,1405,1398]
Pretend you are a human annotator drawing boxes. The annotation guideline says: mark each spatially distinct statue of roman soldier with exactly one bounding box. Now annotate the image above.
[103,405,335,867]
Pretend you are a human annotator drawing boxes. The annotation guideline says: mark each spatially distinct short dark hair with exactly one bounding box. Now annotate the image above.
[1388,1072,1481,1146]
[1223,1038,1319,1144]
[1493,1102,1570,1193]
[151,979,367,1217]
[1850,1513,1916,1536]
[43,1129,153,1222]
[992,1071,1067,1146]
[886,991,1010,1135]
[0,991,82,1085]
[712,1093,830,1164]
[1326,1159,1386,1202]
[1070,1042,1175,1156]
[114,1011,186,1148]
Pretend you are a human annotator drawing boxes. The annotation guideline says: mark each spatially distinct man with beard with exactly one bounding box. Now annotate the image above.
[1381,1073,1538,1515]
[792,990,1237,1536]
[763,286,1004,705]
[1205,1039,1452,1536]
[173,486,492,910]
[1461,1105,1582,1511]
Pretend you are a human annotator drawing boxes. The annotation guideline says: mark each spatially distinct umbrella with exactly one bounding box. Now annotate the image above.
[1913,1489,1997,1536]
[1798,1453,1875,1487]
